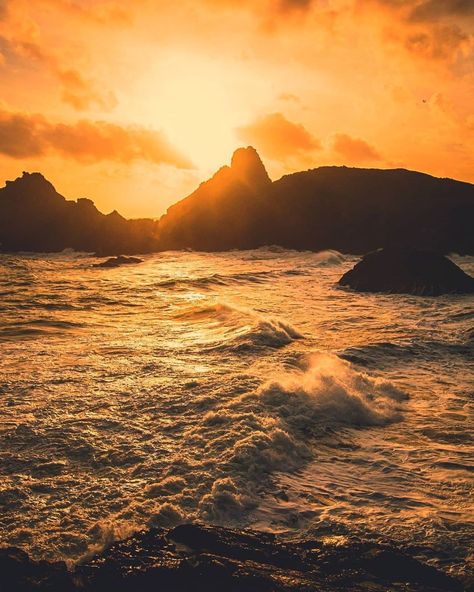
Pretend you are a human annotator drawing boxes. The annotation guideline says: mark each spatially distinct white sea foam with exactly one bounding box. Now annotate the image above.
[184,353,408,523]
[176,302,303,349]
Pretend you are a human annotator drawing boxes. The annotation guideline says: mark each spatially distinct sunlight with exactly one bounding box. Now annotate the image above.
[149,53,247,172]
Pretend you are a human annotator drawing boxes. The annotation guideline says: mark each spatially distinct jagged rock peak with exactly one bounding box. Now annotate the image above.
[230,146,271,188]
[4,171,56,194]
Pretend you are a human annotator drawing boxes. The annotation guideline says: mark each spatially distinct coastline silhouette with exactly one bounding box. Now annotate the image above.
[1,147,473,256]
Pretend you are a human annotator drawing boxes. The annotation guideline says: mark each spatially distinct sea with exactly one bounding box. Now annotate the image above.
[0,248,473,581]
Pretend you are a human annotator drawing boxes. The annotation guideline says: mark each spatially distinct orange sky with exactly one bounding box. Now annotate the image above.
[0,0,473,217]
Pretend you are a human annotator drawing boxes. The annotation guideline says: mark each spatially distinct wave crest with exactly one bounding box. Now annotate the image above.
[189,354,407,523]
[175,302,303,350]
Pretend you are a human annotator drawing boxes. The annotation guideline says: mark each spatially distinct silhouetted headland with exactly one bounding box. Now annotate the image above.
[157,147,474,254]
[0,523,464,592]
[1,148,473,255]
[339,248,474,295]
[0,172,159,256]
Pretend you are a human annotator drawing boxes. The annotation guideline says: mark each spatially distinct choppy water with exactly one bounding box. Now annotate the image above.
[0,248,473,579]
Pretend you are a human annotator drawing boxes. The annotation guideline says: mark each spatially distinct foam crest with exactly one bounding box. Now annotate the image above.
[309,250,348,267]
[190,354,407,523]
[256,353,407,428]
[176,302,303,350]
[198,478,256,521]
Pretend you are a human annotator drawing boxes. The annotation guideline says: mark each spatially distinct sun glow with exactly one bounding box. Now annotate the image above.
[137,53,253,172]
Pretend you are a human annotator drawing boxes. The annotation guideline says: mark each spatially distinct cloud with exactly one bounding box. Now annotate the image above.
[236,112,321,161]
[277,0,312,13]
[404,24,471,61]
[0,0,8,20]
[0,29,118,112]
[0,111,45,158]
[333,134,382,163]
[0,109,193,168]
[37,0,133,26]
[58,69,118,112]
[409,0,474,22]
[365,0,474,64]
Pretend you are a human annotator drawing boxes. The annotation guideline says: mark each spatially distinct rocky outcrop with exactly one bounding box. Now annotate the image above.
[93,255,144,268]
[157,151,474,254]
[339,249,474,295]
[157,146,272,251]
[2,151,474,256]
[0,523,465,591]
[0,172,160,255]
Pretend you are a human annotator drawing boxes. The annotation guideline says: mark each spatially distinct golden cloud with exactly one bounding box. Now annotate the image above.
[0,109,193,168]
[58,69,118,112]
[0,18,118,112]
[237,112,321,161]
[333,134,382,164]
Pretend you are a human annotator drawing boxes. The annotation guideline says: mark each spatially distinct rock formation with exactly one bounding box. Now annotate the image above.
[157,146,272,251]
[339,249,474,295]
[157,153,474,255]
[2,150,474,255]
[0,523,464,591]
[93,255,144,268]
[0,172,160,255]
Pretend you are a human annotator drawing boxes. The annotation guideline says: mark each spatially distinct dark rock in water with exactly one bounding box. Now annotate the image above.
[339,249,474,295]
[0,547,73,591]
[0,523,465,591]
[93,255,144,268]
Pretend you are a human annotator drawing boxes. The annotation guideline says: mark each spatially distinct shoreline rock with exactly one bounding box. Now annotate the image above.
[339,249,474,295]
[0,523,465,591]
[2,150,474,256]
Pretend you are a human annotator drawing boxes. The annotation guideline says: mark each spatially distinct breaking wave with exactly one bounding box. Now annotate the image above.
[149,354,407,524]
[175,302,304,350]
[78,353,407,551]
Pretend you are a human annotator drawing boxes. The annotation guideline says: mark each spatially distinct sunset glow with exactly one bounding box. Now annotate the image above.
[0,0,473,217]
[1,2,474,587]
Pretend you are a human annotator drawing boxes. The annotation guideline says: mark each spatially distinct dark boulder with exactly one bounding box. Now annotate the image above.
[339,248,474,295]
[93,256,144,268]
[0,547,73,591]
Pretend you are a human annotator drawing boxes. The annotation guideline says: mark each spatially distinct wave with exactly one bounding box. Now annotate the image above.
[157,266,313,291]
[0,318,85,340]
[85,354,408,546]
[195,354,406,521]
[240,247,348,264]
[308,250,348,267]
[175,302,303,350]
[157,270,275,291]
[140,354,407,526]
[340,338,474,367]
[155,250,347,290]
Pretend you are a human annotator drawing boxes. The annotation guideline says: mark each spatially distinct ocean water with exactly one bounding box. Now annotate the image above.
[0,249,473,579]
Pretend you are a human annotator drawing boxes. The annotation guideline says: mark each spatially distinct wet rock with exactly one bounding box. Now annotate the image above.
[0,524,465,591]
[93,256,144,268]
[0,547,73,591]
[339,248,474,295]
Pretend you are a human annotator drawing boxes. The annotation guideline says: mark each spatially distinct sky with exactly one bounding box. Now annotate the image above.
[0,0,473,218]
